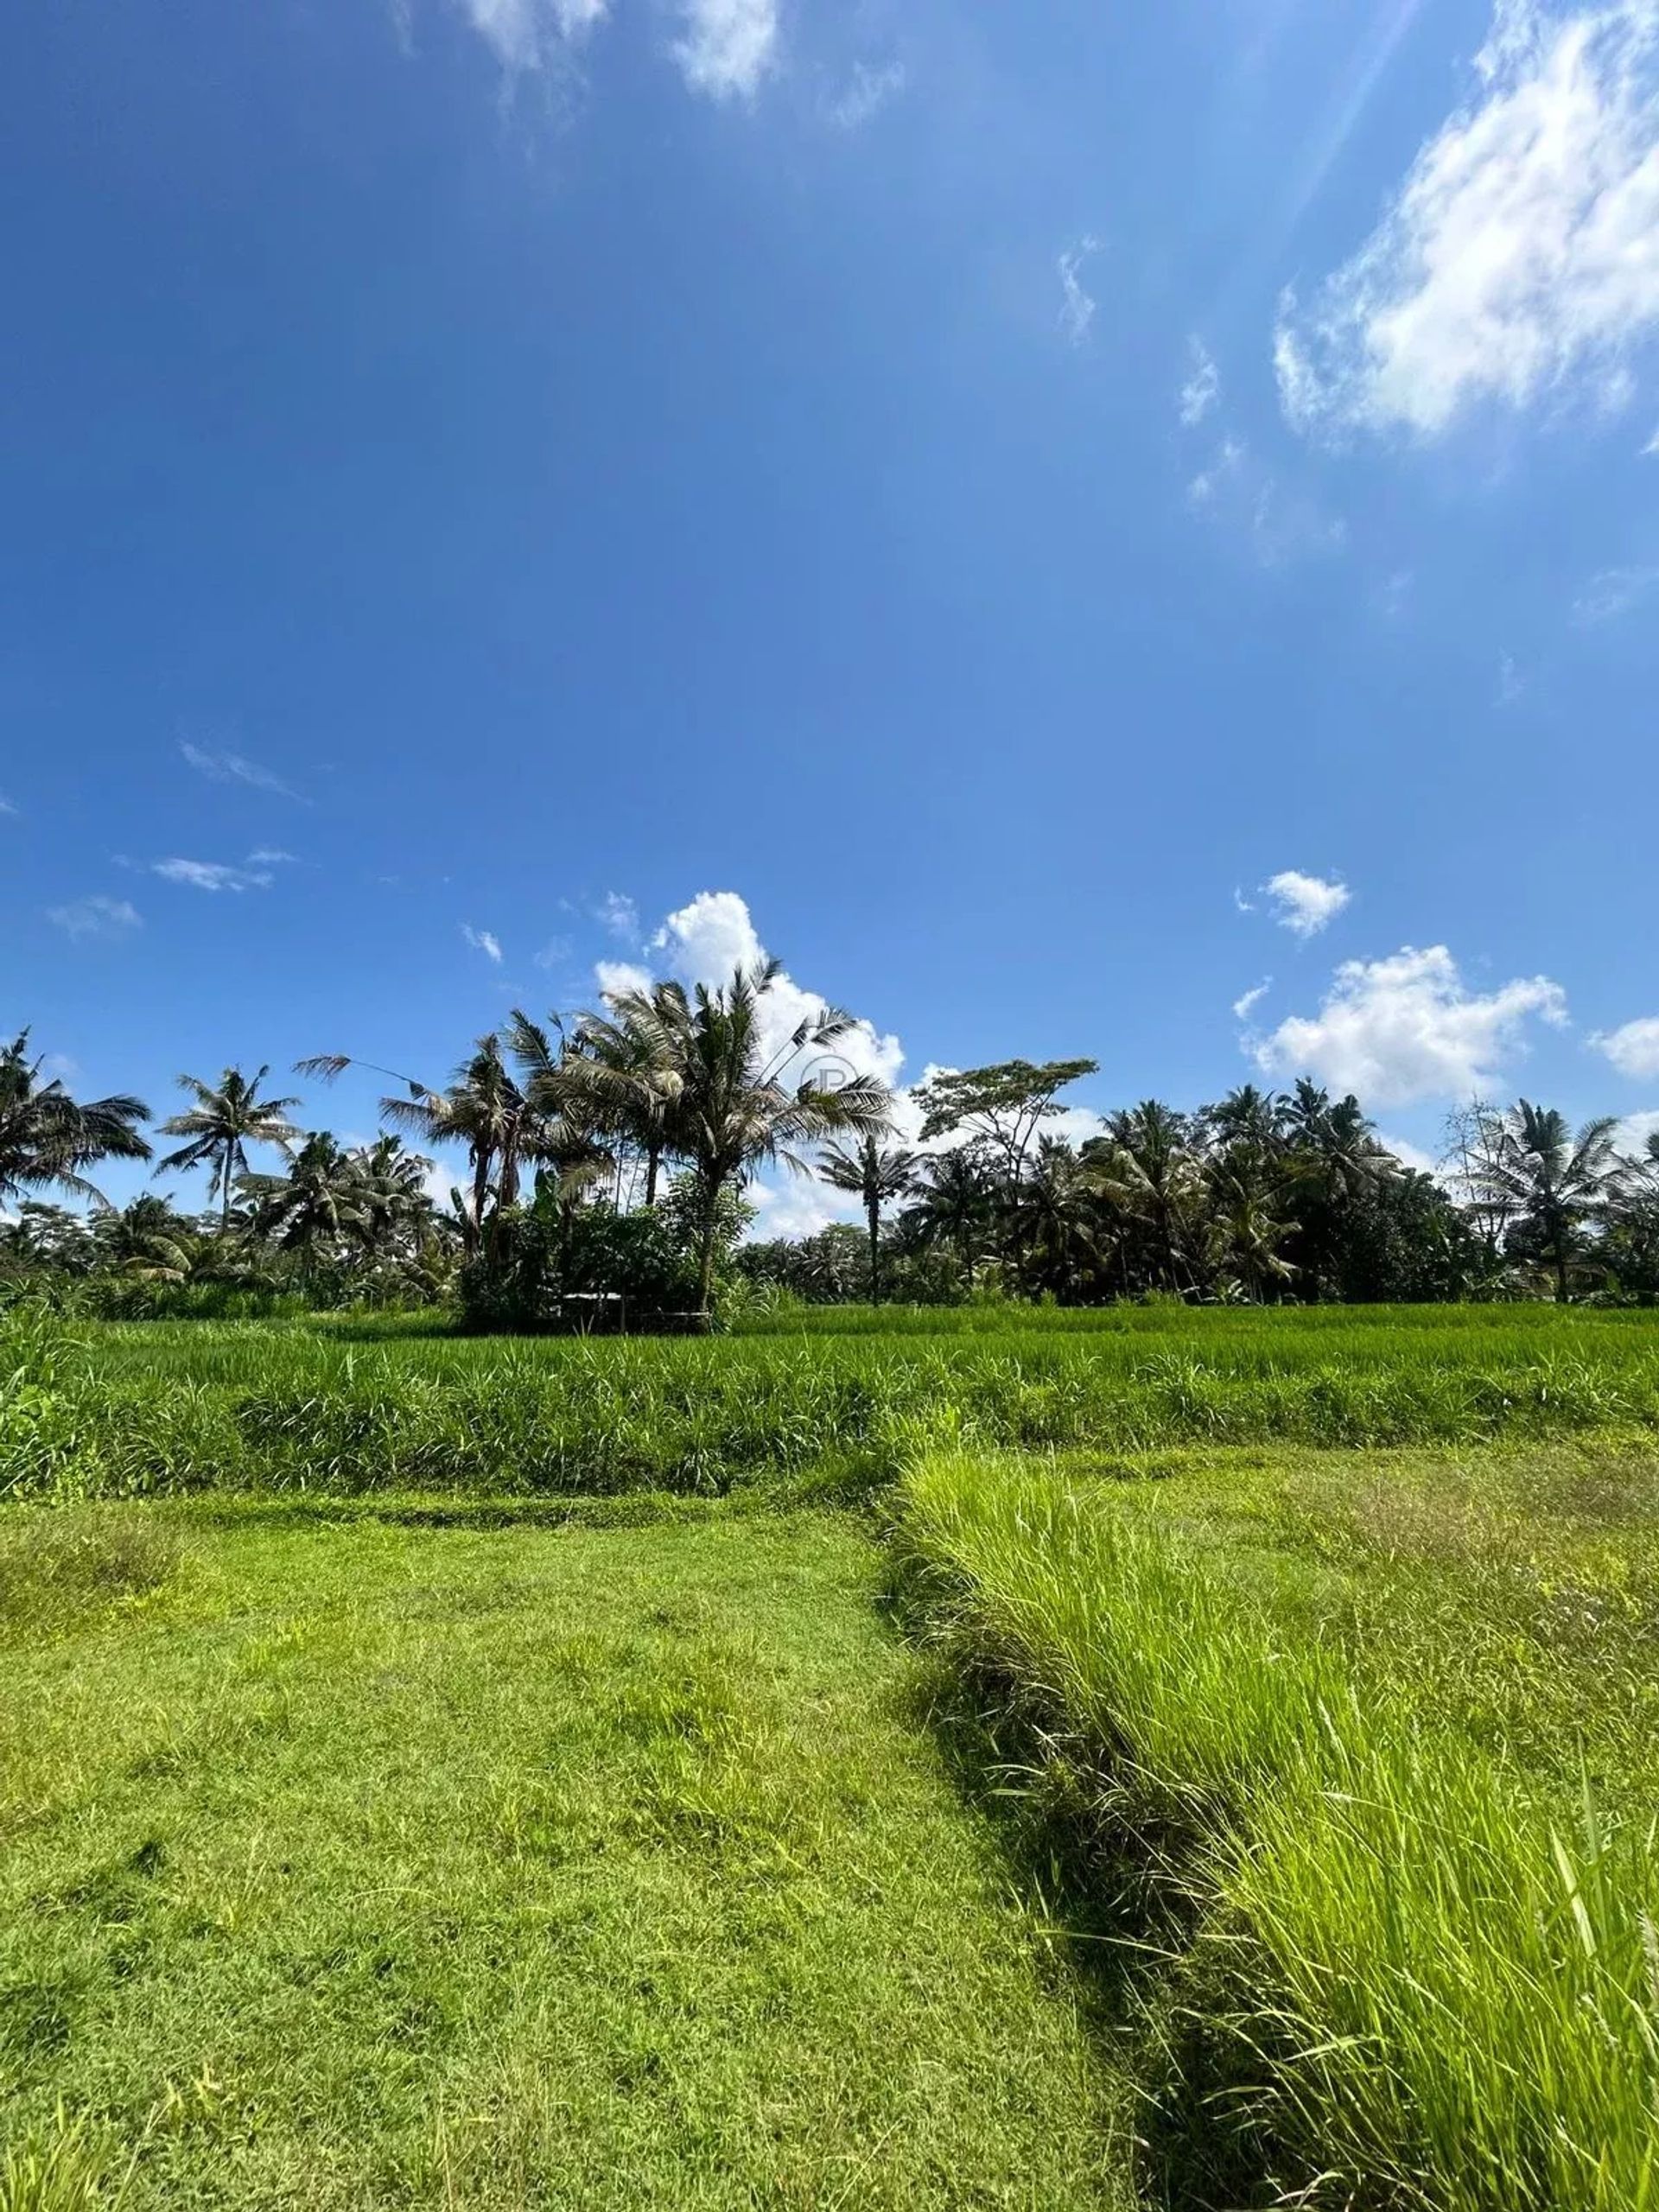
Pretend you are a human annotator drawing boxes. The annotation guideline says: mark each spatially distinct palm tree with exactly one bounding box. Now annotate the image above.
[376,1036,531,1261]
[1087,1102,1205,1294]
[817,1134,917,1302]
[1470,1100,1619,1302]
[600,961,894,1317]
[502,1012,613,1221]
[89,1193,197,1282]
[347,1135,435,1262]
[0,1032,151,1205]
[899,1149,1000,1289]
[241,1132,370,1280]
[569,991,685,1209]
[1007,1136,1113,1300]
[156,1066,301,1231]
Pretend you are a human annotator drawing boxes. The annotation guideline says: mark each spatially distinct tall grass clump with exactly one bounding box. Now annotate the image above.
[895,1451,1659,2210]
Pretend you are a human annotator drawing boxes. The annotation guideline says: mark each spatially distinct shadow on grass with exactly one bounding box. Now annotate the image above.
[882,1590,1289,2211]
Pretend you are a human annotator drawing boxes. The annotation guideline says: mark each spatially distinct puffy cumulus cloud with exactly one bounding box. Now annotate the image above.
[599,889,906,1237]
[1376,1131,1444,1178]
[607,890,906,1094]
[1277,0,1659,439]
[1614,1108,1659,1152]
[461,924,503,963]
[1593,1014,1659,1076]
[1263,869,1351,938]
[1253,944,1569,1107]
[672,0,778,99]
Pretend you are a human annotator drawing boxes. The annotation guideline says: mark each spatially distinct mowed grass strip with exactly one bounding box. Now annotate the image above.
[894,1443,1659,2212]
[11,1305,1659,1500]
[0,1507,1127,2210]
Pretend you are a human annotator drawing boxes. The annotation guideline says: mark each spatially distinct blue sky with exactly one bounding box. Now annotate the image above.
[4,0,1658,1229]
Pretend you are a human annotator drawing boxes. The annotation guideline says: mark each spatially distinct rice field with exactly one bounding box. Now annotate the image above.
[7,1302,1659,1500]
[4,1300,1659,2208]
[893,1439,1659,2210]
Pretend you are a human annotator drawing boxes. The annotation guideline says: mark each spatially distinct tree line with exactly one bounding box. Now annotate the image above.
[5,960,1658,1319]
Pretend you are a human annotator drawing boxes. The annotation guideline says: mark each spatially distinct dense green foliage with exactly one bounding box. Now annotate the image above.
[0,1507,1123,2209]
[894,1442,1659,2210]
[7,1303,1659,1502]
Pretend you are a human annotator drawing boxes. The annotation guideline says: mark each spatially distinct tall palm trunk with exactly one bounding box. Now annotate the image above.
[867,1194,880,1304]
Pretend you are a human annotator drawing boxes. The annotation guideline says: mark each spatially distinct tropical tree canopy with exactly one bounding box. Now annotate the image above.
[0,1031,151,1206]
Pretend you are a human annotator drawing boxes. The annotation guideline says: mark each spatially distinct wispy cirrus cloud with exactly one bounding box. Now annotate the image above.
[1179,340,1220,426]
[461,924,504,963]
[672,0,778,99]
[47,895,142,941]
[449,0,608,71]
[823,58,905,130]
[1057,237,1101,346]
[1233,979,1273,1022]
[597,890,639,942]
[1571,563,1659,621]
[1277,0,1659,440]
[179,740,308,804]
[152,855,281,893]
[0,796,16,817]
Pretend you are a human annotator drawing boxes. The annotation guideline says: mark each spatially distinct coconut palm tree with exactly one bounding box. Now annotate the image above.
[899,1148,1001,1289]
[375,1035,532,1261]
[599,961,893,1317]
[1086,1101,1205,1294]
[0,1031,152,1206]
[89,1193,197,1282]
[816,1134,918,1302]
[156,1066,301,1232]
[1470,1100,1619,1302]
[569,991,685,1209]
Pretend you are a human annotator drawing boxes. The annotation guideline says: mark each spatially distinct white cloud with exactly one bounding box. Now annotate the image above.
[461,924,504,963]
[1277,0,1659,439]
[1254,944,1569,1107]
[1179,339,1220,425]
[178,740,305,803]
[1375,569,1414,617]
[1593,1014,1659,1076]
[747,1177,865,1241]
[451,0,607,71]
[620,889,904,1093]
[594,957,654,999]
[1187,436,1345,563]
[152,856,276,893]
[1057,237,1100,346]
[1263,869,1351,938]
[0,796,16,817]
[47,895,142,941]
[1572,563,1659,620]
[824,58,905,130]
[1614,1108,1659,1151]
[598,890,639,941]
[1233,980,1273,1022]
[534,934,575,971]
[1644,423,1659,449]
[673,0,778,99]
[1376,1130,1442,1177]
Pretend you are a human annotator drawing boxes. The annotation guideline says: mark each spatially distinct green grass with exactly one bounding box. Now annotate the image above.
[893,1440,1659,2211]
[8,1302,1659,1500]
[0,1502,1127,2210]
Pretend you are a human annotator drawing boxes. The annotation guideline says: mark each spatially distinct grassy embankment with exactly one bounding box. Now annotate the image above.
[0,1503,1125,2211]
[894,1438,1659,2210]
